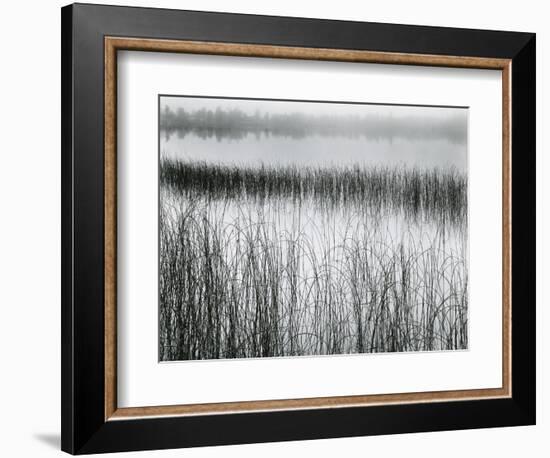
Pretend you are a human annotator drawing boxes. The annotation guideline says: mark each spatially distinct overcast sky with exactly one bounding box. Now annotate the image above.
[160,96,468,170]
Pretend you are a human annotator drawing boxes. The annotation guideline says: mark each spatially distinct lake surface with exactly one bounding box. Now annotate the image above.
[160,131,467,171]
[160,178,468,359]
[158,125,469,360]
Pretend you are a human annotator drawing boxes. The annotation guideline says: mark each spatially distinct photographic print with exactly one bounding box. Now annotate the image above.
[158,96,468,362]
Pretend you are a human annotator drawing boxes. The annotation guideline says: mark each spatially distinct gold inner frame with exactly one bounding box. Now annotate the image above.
[104,36,512,421]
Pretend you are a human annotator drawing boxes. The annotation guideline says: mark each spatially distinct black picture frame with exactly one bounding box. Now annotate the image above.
[61,3,536,454]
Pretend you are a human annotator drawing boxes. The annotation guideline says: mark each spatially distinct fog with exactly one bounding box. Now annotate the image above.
[160,96,468,170]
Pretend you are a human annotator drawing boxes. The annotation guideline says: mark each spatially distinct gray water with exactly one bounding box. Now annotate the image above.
[158,104,469,358]
[161,131,467,171]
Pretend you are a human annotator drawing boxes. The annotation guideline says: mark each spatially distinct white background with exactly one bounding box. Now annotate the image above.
[0,0,545,457]
[118,52,502,407]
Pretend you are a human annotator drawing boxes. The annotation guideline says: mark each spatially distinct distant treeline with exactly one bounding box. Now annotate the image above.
[160,104,467,143]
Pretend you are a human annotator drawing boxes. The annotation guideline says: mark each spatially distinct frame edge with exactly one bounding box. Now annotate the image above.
[61,3,75,454]
[510,33,536,425]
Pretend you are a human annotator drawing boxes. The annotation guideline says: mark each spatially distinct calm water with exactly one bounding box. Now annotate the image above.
[160,128,468,301]
[160,131,467,171]
[159,125,469,358]
[161,184,468,356]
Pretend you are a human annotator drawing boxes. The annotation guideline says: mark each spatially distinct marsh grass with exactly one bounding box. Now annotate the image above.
[161,159,467,227]
[159,159,468,361]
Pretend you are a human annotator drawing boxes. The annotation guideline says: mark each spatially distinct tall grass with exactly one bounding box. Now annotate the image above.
[161,159,467,227]
[159,160,468,361]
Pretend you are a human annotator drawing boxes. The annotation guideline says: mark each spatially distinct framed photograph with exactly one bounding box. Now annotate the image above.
[61,3,536,454]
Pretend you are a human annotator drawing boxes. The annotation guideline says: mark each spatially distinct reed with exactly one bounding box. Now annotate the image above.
[160,158,467,227]
[159,160,468,361]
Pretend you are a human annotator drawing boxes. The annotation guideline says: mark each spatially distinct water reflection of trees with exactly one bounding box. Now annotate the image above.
[160,105,467,143]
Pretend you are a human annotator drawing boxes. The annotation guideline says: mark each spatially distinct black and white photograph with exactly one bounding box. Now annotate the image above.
[158,96,469,362]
